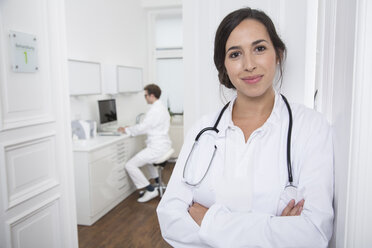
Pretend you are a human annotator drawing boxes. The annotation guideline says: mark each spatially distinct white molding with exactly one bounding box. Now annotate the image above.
[314,0,325,112]
[316,0,337,123]
[0,131,56,149]
[303,0,319,109]
[345,0,372,246]
[6,194,60,226]
[182,0,200,134]
[0,7,5,132]
[0,0,55,131]
[155,49,182,59]
[141,0,182,9]
[1,115,55,131]
[146,8,182,82]
[147,11,156,82]
[51,0,79,245]
[278,0,286,34]
[0,132,59,210]
[5,195,61,248]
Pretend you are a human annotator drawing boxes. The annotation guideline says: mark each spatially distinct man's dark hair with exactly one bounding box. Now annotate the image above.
[144,84,162,99]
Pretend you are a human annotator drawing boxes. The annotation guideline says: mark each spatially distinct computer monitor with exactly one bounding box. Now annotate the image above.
[98,99,118,131]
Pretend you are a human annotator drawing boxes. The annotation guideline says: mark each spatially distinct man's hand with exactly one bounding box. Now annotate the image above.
[117,127,126,133]
[189,202,208,226]
[281,199,304,216]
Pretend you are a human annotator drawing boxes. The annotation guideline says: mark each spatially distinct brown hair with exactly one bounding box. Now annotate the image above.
[214,7,286,89]
[144,84,162,99]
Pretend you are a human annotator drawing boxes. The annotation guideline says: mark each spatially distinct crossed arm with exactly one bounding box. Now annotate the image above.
[189,199,305,226]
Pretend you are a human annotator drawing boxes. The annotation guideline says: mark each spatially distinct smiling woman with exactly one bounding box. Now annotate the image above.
[157,7,334,248]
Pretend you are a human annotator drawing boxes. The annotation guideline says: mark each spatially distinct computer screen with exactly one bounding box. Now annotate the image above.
[98,99,117,125]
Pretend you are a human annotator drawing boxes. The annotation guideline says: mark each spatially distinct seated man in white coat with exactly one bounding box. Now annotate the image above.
[118,84,171,203]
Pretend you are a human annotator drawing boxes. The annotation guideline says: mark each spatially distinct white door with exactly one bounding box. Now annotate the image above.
[0,0,78,247]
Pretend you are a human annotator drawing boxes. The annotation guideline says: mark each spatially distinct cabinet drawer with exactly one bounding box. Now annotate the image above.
[122,136,146,159]
[116,167,126,177]
[89,141,128,163]
[116,141,126,150]
[90,155,123,216]
[117,154,129,165]
[117,178,132,194]
[116,150,127,160]
[89,145,116,162]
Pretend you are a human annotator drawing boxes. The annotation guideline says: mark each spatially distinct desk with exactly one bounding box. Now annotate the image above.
[72,134,145,225]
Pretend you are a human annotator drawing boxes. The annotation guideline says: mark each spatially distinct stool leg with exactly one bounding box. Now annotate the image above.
[158,167,164,197]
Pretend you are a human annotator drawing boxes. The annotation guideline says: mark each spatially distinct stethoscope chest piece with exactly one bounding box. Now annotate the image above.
[284,184,297,199]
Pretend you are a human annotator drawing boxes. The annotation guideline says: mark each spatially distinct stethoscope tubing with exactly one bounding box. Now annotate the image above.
[183,94,293,187]
[280,94,294,185]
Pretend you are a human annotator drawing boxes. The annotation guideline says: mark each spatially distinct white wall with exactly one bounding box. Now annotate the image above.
[183,0,317,133]
[345,1,372,246]
[65,0,149,126]
[65,0,147,67]
[329,0,372,246]
[325,0,356,246]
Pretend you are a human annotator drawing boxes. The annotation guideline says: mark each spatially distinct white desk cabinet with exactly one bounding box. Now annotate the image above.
[73,135,145,225]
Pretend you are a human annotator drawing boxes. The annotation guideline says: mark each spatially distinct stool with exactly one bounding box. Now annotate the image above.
[153,148,174,197]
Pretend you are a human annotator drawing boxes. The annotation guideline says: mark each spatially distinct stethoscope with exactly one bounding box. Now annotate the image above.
[183,94,294,189]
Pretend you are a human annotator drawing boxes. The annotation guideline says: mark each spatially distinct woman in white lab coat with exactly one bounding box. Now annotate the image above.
[157,7,334,248]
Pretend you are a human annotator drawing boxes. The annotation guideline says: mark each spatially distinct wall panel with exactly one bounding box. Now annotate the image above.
[1,133,58,209]
[0,0,54,130]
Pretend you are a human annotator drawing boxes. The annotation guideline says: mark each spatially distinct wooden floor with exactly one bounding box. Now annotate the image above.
[77,163,174,248]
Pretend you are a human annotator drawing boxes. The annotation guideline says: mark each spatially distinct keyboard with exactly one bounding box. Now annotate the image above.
[98,131,121,136]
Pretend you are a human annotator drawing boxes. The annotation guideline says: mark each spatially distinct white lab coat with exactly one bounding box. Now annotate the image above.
[157,93,334,248]
[126,99,171,154]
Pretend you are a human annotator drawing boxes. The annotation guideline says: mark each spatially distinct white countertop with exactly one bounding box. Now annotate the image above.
[72,134,131,152]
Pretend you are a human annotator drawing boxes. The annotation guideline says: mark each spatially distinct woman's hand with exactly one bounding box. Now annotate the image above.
[281,199,304,216]
[188,202,208,226]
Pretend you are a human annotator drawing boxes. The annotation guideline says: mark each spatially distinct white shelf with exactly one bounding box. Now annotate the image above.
[101,64,143,94]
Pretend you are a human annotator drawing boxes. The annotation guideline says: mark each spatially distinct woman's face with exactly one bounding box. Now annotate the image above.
[224,19,277,100]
